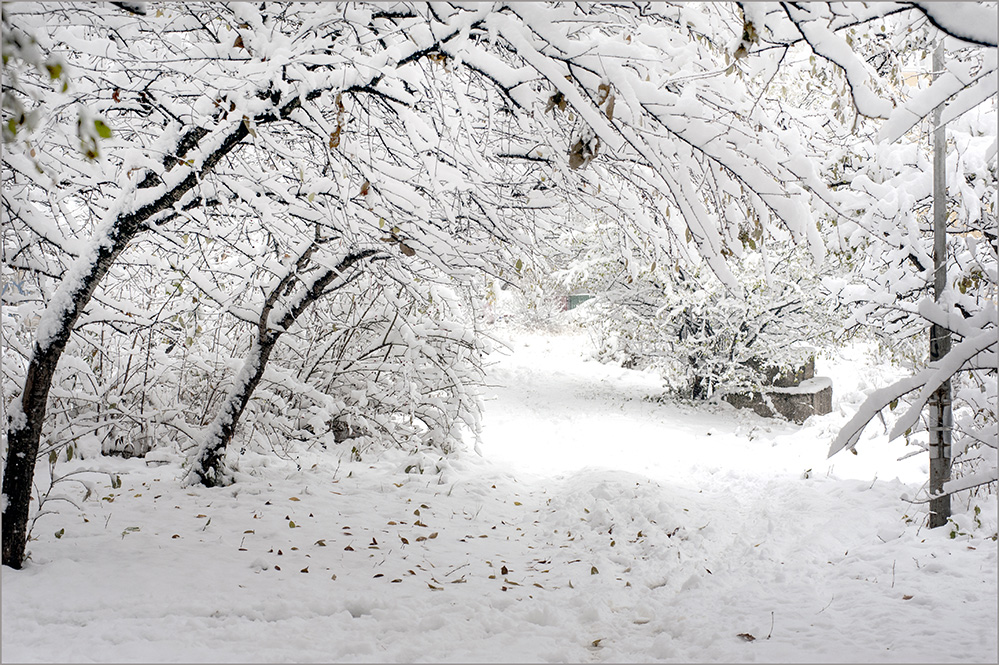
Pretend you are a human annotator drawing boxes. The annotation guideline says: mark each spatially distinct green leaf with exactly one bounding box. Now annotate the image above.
[889,399,898,411]
[45,62,62,80]
[54,528,65,539]
[49,450,58,465]
[289,520,297,528]
[93,120,112,139]
[515,259,523,272]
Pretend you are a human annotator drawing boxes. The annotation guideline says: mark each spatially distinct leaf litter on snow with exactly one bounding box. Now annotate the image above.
[1,329,996,663]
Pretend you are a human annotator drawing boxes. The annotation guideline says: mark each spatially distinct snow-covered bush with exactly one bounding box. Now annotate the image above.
[234,265,487,464]
[580,247,839,399]
[484,268,571,332]
[552,206,839,399]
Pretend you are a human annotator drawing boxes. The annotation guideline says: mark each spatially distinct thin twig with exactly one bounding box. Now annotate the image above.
[816,596,834,614]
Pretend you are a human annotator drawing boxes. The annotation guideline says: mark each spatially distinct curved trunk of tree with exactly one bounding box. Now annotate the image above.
[190,338,278,487]
[189,248,380,487]
[2,225,138,568]
[2,121,251,569]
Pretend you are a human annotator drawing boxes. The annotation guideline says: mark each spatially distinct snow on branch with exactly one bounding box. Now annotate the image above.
[943,466,999,495]
[909,2,999,47]
[828,375,926,457]
[829,330,998,458]
[888,331,998,441]
[781,2,894,119]
[880,51,998,143]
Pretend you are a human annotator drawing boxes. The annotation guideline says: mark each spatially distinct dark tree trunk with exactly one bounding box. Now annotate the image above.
[928,41,952,529]
[189,249,380,487]
[191,338,278,487]
[2,225,138,568]
[2,120,252,568]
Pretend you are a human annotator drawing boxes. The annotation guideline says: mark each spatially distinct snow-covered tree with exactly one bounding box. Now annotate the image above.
[5,1,994,568]
[556,1,996,501]
[2,2,531,566]
[798,12,998,499]
[728,2,997,502]
[577,239,839,400]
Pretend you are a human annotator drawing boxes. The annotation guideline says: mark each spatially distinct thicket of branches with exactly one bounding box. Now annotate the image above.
[2,2,995,569]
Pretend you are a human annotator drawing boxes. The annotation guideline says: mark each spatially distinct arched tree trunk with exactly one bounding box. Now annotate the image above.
[190,338,279,487]
[2,122,250,569]
[189,248,381,487]
[2,245,124,569]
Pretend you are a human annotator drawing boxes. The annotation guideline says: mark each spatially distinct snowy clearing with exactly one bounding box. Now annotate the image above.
[2,328,996,663]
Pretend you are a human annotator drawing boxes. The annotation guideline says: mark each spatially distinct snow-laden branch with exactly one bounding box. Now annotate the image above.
[781,2,894,119]
[829,330,998,458]
[908,2,999,47]
[880,50,998,143]
[943,466,999,495]
[828,375,926,457]
[888,331,998,441]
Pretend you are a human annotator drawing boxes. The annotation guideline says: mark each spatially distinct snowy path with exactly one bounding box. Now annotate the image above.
[2,329,996,663]
[476,331,998,662]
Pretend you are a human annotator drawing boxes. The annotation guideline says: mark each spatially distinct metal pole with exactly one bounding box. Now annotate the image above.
[928,40,952,529]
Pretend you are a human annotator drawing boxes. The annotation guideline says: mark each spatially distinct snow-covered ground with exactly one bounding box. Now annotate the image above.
[3,327,996,663]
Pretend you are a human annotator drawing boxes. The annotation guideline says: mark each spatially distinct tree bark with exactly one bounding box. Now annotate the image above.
[928,41,952,529]
[190,338,279,487]
[189,248,380,487]
[2,120,251,569]
[3,219,147,567]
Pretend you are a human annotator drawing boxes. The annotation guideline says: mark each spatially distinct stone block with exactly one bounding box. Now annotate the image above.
[746,356,815,388]
[723,377,832,424]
